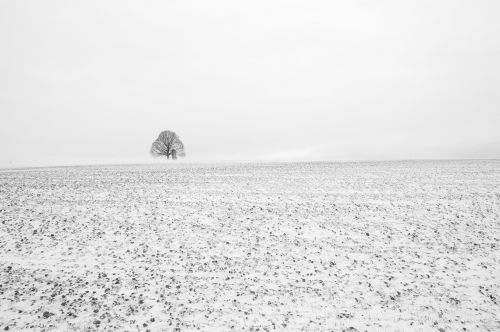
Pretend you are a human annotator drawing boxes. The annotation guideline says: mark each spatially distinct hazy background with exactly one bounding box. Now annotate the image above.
[1,0,499,167]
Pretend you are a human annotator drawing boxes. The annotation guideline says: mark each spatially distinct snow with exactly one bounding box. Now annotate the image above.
[0,161,499,331]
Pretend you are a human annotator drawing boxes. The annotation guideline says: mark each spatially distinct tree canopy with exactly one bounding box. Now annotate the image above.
[150,130,185,159]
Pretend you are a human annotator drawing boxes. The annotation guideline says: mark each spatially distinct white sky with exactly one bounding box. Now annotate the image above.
[1,0,499,167]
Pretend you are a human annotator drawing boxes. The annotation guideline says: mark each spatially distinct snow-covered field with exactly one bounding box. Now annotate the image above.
[0,161,499,331]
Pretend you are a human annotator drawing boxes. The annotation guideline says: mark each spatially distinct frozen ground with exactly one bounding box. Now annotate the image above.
[0,161,499,331]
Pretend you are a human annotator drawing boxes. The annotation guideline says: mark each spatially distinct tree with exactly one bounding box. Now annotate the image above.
[150,130,186,159]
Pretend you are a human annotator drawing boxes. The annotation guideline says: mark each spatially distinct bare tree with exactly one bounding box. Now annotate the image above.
[150,130,186,159]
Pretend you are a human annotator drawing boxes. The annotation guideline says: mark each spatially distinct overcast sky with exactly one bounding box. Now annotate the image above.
[1,0,499,167]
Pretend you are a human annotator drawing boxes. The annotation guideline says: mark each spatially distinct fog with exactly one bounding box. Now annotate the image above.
[1,0,499,167]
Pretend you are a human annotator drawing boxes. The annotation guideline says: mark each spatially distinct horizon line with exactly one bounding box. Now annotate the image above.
[1,158,499,171]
